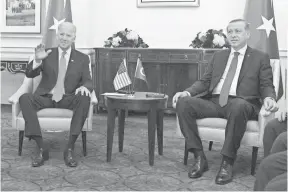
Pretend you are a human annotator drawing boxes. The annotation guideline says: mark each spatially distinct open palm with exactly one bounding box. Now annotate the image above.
[35,44,52,61]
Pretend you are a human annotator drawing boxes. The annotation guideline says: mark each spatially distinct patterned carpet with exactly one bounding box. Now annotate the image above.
[1,104,262,191]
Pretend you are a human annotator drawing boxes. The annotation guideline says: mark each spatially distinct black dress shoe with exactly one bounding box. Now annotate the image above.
[32,148,49,167]
[188,155,209,178]
[215,160,233,185]
[63,148,78,167]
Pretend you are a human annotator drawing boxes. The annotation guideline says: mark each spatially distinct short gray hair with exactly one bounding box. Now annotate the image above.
[227,19,250,31]
[58,22,76,34]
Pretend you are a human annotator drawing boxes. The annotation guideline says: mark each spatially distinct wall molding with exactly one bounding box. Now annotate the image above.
[0,47,95,61]
[279,50,287,57]
[1,47,286,61]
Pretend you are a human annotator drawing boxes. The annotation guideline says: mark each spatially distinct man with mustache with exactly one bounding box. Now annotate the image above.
[173,19,278,184]
[19,22,92,167]
[254,97,287,191]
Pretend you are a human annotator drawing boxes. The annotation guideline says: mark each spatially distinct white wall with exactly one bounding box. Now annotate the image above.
[90,0,288,50]
[1,0,287,51]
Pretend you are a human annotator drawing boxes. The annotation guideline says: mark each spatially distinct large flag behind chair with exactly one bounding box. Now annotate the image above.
[244,0,283,100]
[42,0,74,49]
[113,58,132,91]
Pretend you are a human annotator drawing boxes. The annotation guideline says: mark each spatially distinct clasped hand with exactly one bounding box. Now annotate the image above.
[172,91,190,108]
[75,86,91,97]
[261,97,279,117]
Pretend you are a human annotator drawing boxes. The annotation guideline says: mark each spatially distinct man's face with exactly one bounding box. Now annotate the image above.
[227,21,250,50]
[57,25,75,50]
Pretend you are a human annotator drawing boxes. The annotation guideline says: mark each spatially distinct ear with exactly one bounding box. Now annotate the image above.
[246,30,251,39]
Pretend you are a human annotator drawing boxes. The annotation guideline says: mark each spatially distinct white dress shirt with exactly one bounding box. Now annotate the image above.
[33,47,72,94]
[212,45,248,96]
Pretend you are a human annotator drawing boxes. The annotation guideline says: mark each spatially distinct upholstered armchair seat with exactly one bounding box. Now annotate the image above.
[16,108,93,132]
[196,118,260,143]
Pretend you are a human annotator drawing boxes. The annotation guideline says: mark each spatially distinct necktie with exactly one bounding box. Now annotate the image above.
[219,52,240,107]
[52,51,67,102]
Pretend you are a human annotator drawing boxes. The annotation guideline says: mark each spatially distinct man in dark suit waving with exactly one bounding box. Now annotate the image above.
[173,19,278,184]
[19,22,92,167]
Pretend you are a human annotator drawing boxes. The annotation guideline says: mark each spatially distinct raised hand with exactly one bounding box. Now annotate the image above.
[35,44,52,63]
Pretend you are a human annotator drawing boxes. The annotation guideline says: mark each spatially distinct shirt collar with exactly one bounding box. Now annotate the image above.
[230,44,247,56]
[58,46,72,58]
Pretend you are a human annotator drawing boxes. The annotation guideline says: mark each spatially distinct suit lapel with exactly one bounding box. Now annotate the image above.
[214,49,230,82]
[49,48,58,76]
[64,49,76,82]
[237,46,253,85]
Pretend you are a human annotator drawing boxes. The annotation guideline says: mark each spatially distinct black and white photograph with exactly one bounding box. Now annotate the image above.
[2,0,41,33]
[0,0,287,191]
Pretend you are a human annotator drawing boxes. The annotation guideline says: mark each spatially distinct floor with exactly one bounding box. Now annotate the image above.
[1,104,261,191]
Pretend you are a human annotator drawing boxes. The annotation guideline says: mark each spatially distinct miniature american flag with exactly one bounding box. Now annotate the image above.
[113,58,132,91]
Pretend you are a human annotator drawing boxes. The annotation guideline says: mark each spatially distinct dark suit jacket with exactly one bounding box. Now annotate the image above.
[25,48,93,95]
[185,46,276,107]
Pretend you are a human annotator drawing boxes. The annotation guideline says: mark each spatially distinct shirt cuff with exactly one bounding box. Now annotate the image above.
[33,60,42,70]
[183,91,191,97]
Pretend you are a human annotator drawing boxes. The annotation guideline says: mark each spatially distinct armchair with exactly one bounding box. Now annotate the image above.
[8,53,98,157]
[173,60,281,175]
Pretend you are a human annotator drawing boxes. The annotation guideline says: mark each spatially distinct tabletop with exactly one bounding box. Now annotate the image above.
[104,92,168,111]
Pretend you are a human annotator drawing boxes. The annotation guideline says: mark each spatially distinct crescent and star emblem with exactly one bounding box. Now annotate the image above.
[140,68,146,76]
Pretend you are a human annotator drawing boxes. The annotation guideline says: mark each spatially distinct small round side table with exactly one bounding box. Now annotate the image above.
[104,92,168,166]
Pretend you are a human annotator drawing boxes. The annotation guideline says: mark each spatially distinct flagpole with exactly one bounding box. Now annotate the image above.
[127,57,132,95]
[122,57,129,94]
[132,54,141,93]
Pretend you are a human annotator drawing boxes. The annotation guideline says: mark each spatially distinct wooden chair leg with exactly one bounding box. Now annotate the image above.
[209,141,213,151]
[82,131,87,156]
[18,131,24,156]
[251,146,258,175]
[184,141,189,165]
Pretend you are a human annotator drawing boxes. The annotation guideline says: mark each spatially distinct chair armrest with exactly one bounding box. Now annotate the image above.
[87,91,97,131]
[11,102,21,128]
[257,106,275,147]
[8,77,33,104]
[90,90,98,105]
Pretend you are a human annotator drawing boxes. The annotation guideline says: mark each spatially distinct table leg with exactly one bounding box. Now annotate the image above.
[107,107,116,162]
[118,109,126,152]
[156,110,164,155]
[147,108,156,166]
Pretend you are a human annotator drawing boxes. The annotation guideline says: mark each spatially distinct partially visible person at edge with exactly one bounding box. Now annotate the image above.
[254,96,287,191]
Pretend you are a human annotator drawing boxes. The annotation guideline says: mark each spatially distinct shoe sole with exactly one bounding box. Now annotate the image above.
[215,178,233,185]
